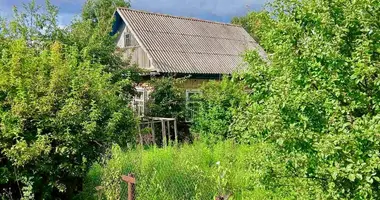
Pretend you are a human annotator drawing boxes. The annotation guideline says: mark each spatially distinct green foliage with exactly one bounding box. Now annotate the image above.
[231,11,273,44]
[191,78,248,142]
[147,77,186,120]
[82,0,130,26]
[0,0,136,198]
[195,0,380,198]
[79,141,309,200]
[65,0,131,78]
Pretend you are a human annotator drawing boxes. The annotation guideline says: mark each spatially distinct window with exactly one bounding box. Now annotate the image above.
[133,87,146,117]
[185,89,201,122]
[124,33,131,47]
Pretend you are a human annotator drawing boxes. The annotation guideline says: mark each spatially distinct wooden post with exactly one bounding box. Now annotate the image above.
[167,120,171,145]
[122,174,136,200]
[174,119,178,145]
[161,119,167,147]
[151,120,156,146]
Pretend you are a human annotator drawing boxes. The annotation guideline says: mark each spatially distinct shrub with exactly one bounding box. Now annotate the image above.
[147,77,186,120]
[0,0,136,198]
[146,77,191,143]
[191,78,249,142]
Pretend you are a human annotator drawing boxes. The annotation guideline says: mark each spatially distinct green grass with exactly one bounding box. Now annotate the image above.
[77,141,310,200]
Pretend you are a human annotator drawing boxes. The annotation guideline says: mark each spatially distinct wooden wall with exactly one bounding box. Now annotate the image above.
[180,79,211,90]
[116,22,152,70]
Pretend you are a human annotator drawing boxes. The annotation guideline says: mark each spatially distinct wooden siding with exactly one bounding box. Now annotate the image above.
[116,22,152,70]
[123,46,151,69]
[180,79,210,89]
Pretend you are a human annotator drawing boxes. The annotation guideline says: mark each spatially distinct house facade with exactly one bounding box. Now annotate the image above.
[112,8,267,118]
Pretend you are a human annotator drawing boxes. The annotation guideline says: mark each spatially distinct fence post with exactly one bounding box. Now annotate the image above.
[161,119,167,147]
[174,119,178,145]
[122,173,136,200]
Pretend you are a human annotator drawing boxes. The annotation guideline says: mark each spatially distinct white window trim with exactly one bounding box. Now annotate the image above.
[133,87,147,117]
[185,89,201,122]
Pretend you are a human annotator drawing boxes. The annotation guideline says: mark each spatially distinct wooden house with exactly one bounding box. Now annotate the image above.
[112,8,267,118]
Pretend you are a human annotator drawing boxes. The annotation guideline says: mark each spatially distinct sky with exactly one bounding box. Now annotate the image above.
[0,0,269,26]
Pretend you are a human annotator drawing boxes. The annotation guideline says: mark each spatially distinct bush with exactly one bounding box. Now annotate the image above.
[147,77,186,120]
[191,78,248,142]
[146,77,191,143]
[194,0,380,198]
[0,1,136,198]
[79,141,313,200]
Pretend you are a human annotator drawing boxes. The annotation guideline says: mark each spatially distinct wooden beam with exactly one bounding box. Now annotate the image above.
[167,120,171,145]
[174,119,178,145]
[145,117,176,121]
[121,174,136,200]
[151,119,155,146]
[161,119,167,147]
[121,175,136,184]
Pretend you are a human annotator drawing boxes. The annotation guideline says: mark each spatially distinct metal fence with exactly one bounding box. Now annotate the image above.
[96,173,229,200]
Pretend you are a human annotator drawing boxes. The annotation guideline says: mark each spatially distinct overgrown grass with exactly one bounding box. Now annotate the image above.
[77,141,314,200]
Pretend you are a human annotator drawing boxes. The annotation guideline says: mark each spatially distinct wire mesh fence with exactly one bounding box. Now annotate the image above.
[95,159,228,200]
[90,139,241,200]
[97,173,226,200]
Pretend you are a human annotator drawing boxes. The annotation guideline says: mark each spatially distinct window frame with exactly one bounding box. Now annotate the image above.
[124,32,131,47]
[133,87,147,117]
[185,89,202,122]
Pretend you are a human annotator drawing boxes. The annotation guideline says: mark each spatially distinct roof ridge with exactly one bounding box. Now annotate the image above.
[117,7,242,27]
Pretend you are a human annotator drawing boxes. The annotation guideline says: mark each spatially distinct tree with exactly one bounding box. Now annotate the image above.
[147,77,186,120]
[191,78,248,143]
[196,0,380,198]
[0,1,136,199]
[240,0,380,198]
[231,11,273,44]
[66,0,131,75]
[82,0,130,25]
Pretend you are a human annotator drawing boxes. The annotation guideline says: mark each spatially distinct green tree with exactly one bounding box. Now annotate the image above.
[231,11,273,43]
[239,0,380,198]
[0,1,136,199]
[197,0,380,198]
[191,78,248,143]
[147,77,186,120]
[66,0,130,75]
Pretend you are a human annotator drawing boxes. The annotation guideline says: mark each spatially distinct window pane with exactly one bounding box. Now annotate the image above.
[125,33,131,47]
[135,91,144,100]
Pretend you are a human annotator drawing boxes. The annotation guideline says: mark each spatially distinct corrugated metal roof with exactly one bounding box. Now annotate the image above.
[116,8,267,74]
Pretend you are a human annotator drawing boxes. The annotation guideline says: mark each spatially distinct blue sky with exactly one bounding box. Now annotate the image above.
[0,0,269,26]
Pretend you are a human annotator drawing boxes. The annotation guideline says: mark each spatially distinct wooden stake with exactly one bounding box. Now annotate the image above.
[174,119,178,145]
[161,120,167,147]
[122,174,136,200]
[167,120,171,145]
[151,120,155,146]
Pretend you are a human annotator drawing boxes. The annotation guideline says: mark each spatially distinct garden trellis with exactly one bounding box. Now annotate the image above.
[138,117,178,146]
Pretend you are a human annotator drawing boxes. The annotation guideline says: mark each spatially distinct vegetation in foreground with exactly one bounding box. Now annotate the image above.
[78,141,312,200]
[0,0,378,199]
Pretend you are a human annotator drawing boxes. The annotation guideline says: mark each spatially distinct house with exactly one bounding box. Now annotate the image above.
[112,8,267,118]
